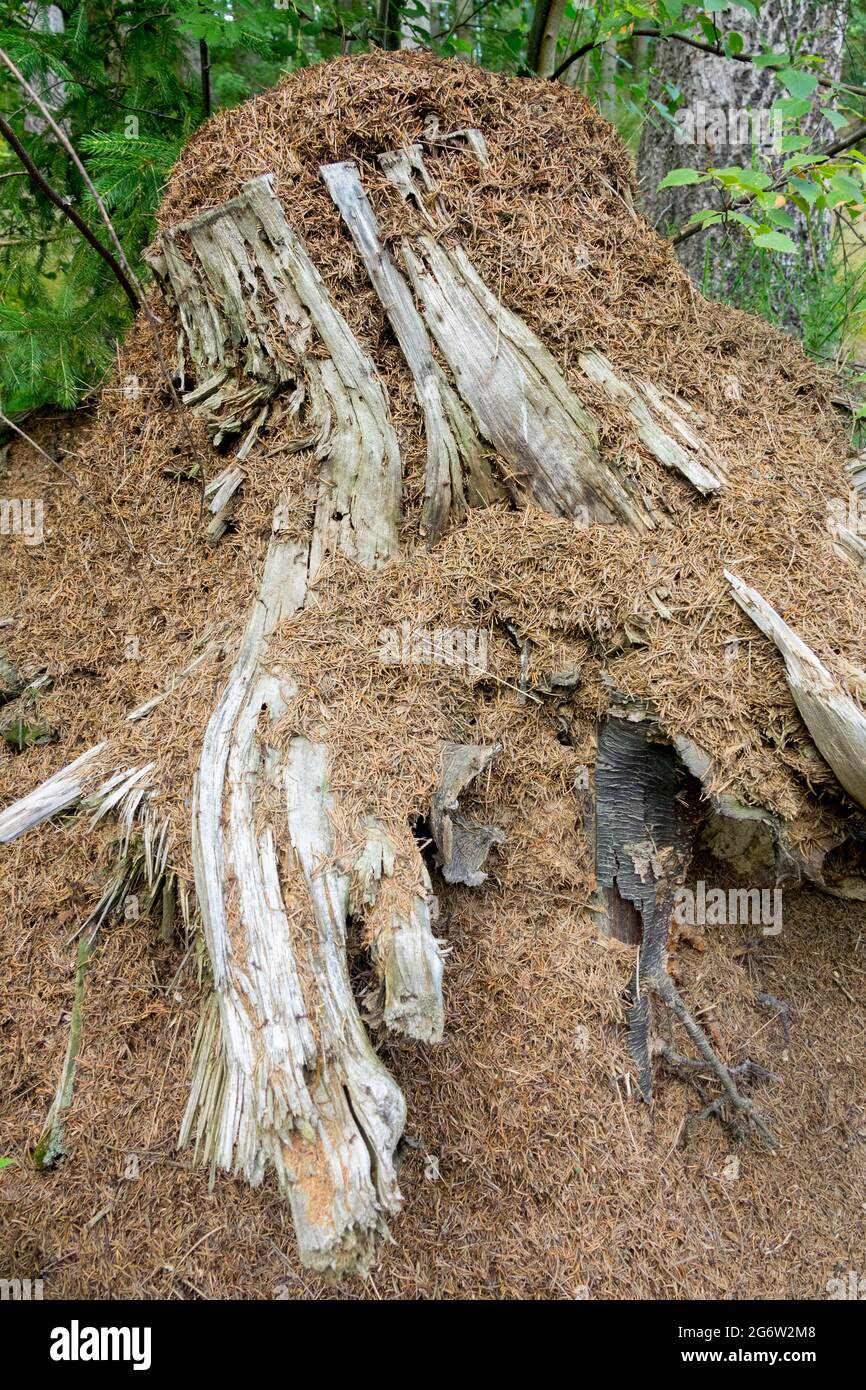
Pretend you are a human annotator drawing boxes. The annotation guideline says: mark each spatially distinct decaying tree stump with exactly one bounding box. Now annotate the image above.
[142,156,674,1269]
[143,157,795,1256]
[145,176,449,1272]
[4,109,866,1276]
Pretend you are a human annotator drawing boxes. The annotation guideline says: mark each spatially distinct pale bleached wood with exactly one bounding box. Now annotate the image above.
[829,518,866,570]
[321,159,502,542]
[184,516,407,1272]
[146,175,402,568]
[447,126,490,166]
[375,143,642,527]
[378,145,440,226]
[377,127,489,229]
[0,741,109,843]
[727,570,866,811]
[203,464,245,544]
[378,142,722,517]
[401,236,653,529]
[151,176,446,1271]
[351,819,444,1042]
[578,351,727,496]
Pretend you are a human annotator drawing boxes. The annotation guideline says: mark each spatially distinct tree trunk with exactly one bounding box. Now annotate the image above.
[639,3,846,289]
[401,0,431,48]
[632,33,650,89]
[378,0,404,50]
[598,38,618,120]
[452,0,476,59]
[528,0,568,78]
[145,175,442,1273]
[23,4,67,136]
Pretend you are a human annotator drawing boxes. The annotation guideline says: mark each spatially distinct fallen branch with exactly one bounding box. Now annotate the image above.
[33,933,93,1169]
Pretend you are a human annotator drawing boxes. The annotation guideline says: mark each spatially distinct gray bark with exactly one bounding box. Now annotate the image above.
[639,3,846,286]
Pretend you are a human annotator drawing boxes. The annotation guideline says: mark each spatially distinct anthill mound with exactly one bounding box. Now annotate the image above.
[1,51,865,1297]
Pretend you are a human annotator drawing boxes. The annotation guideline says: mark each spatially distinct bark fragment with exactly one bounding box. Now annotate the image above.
[352,819,444,1042]
[594,711,774,1142]
[430,742,504,886]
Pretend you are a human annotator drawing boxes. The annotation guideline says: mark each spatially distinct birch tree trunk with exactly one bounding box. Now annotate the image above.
[639,3,846,290]
[452,0,476,58]
[598,39,619,120]
[400,0,431,47]
[23,4,66,136]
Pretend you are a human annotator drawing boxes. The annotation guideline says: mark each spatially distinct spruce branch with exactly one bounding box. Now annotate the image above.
[0,46,207,481]
[0,115,140,309]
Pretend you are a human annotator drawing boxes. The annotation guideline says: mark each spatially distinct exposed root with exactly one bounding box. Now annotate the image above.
[629,969,778,1149]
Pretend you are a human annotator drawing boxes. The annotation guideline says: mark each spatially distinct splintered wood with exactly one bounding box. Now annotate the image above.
[325,141,728,531]
[429,742,504,886]
[727,571,866,812]
[321,159,502,542]
[363,142,651,528]
[151,176,441,1274]
[0,742,125,843]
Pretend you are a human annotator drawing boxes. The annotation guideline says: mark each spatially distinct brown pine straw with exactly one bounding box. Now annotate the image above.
[1,52,864,1299]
